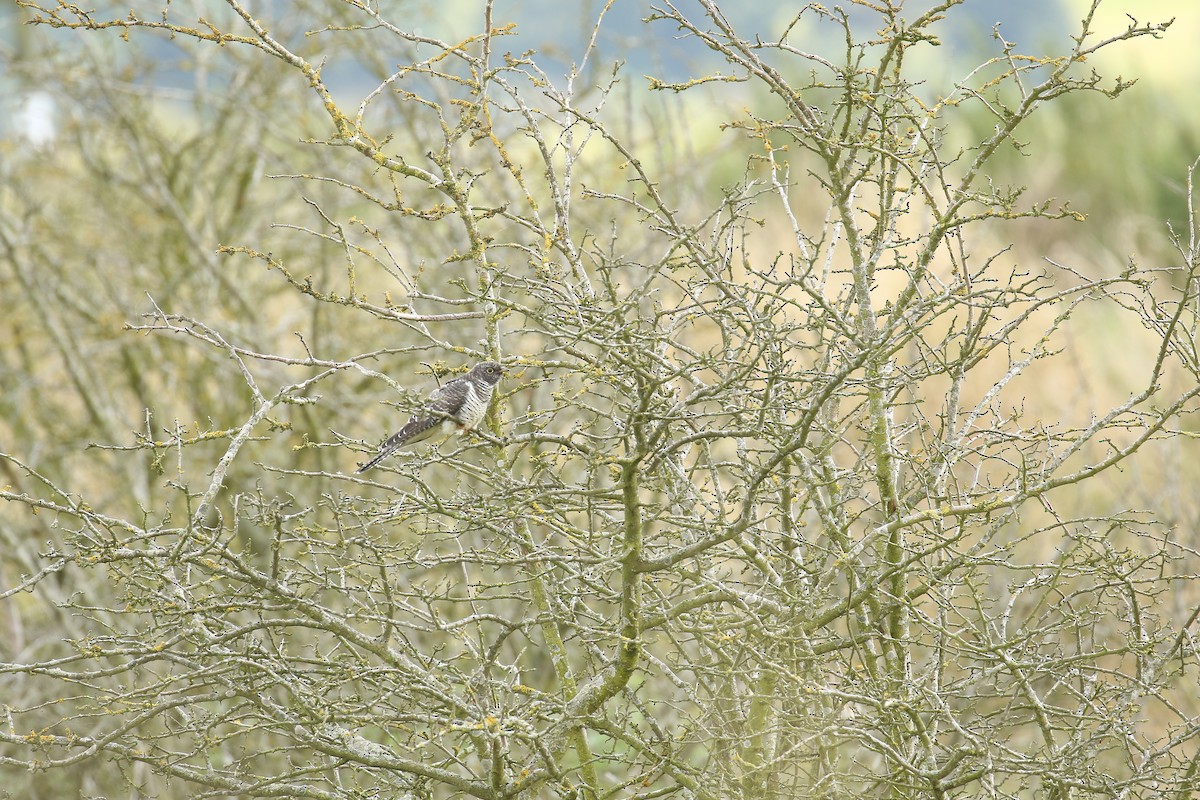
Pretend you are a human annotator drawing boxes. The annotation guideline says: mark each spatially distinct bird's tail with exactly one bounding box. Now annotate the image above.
[356,416,442,473]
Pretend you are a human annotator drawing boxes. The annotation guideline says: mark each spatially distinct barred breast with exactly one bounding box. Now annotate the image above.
[457,382,491,430]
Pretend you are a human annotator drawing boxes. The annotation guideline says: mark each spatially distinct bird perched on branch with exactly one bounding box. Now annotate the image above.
[357,361,505,473]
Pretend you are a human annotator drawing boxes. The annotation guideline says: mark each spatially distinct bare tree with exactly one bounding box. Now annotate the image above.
[3,1,1200,799]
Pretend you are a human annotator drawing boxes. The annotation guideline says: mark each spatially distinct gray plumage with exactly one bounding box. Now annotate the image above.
[357,361,504,473]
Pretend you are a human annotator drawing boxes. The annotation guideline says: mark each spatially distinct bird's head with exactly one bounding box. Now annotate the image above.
[471,361,505,386]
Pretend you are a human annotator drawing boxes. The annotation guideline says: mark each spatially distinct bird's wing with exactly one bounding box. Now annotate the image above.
[425,377,472,420]
[355,376,474,473]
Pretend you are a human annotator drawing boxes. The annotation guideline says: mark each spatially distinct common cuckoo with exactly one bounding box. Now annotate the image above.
[357,361,504,473]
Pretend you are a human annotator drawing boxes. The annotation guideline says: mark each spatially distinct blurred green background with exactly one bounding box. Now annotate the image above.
[5,0,1196,252]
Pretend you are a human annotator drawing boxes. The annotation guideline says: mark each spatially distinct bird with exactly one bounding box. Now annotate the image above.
[356,361,505,473]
